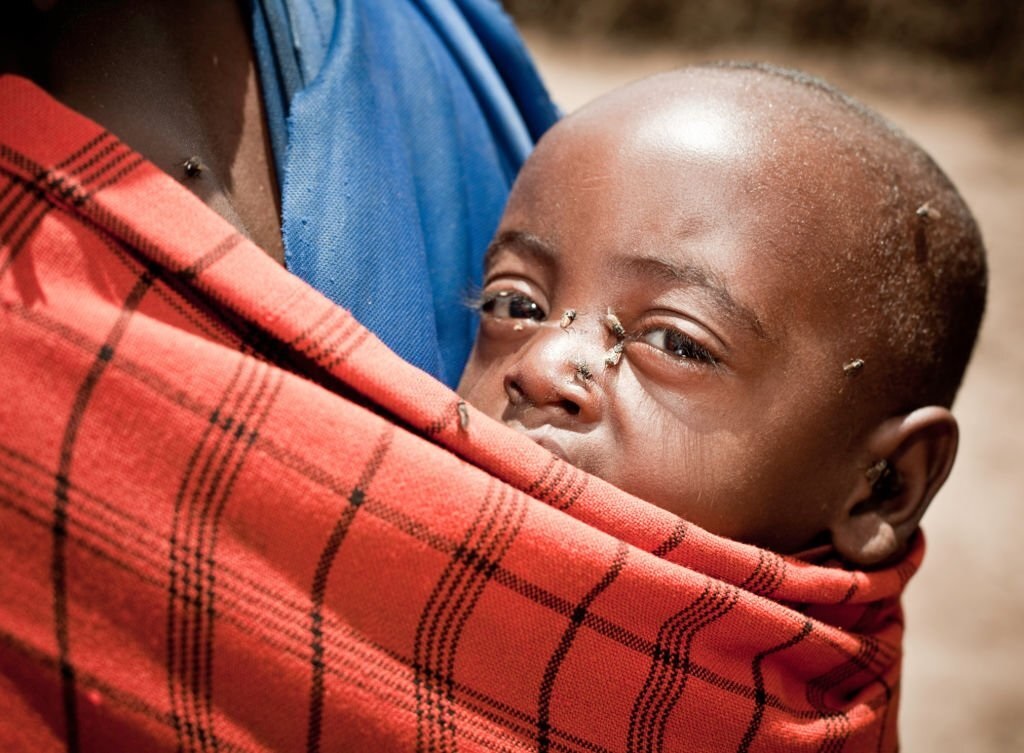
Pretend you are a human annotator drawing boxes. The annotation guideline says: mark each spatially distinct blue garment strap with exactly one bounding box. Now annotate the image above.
[249,0,558,386]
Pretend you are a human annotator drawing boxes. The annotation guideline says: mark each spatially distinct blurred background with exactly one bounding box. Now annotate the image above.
[502,2,1024,751]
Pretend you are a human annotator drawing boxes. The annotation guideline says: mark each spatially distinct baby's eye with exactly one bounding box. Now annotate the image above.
[480,290,546,321]
[638,327,717,365]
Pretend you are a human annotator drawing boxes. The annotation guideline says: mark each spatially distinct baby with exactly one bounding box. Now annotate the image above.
[457,62,986,567]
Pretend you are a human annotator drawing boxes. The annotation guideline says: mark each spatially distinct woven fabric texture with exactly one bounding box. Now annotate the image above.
[0,76,916,753]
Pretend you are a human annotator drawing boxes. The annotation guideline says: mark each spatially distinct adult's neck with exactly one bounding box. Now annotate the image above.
[4,0,285,263]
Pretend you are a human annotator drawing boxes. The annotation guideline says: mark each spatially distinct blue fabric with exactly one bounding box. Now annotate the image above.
[250,0,559,386]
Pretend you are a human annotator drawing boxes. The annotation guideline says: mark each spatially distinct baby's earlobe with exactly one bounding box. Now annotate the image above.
[832,511,900,568]
[832,406,958,567]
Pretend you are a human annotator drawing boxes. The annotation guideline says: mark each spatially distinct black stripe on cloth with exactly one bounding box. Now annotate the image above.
[296,314,370,372]
[0,134,389,424]
[838,579,859,605]
[0,443,341,670]
[0,176,33,227]
[314,327,373,373]
[650,520,688,559]
[4,423,879,753]
[54,131,115,171]
[522,457,589,513]
[83,155,146,202]
[0,176,51,276]
[1,458,612,753]
[434,486,527,750]
[51,266,157,753]
[167,354,282,753]
[806,632,895,753]
[537,542,630,753]
[179,233,246,282]
[197,364,284,753]
[38,171,86,206]
[76,193,381,407]
[817,715,852,753]
[552,465,589,513]
[3,141,140,211]
[92,224,251,353]
[15,203,245,355]
[528,456,569,504]
[0,628,251,753]
[62,131,141,203]
[0,192,51,277]
[626,578,740,753]
[65,140,123,184]
[1,132,134,220]
[51,163,377,394]
[413,480,528,753]
[287,302,345,349]
[735,620,813,753]
[284,304,371,374]
[0,142,46,181]
[739,548,787,598]
[421,398,465,436]
[10,296,871,728]
[522,456,560,497]
[306,426,395,753]
[0,179,20,226]
[165,356,249,753]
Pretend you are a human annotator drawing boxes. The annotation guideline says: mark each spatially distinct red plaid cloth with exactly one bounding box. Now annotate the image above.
[0,75,918,753]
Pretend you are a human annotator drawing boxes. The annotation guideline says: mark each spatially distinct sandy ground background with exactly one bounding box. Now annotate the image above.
[518,28,1024,752]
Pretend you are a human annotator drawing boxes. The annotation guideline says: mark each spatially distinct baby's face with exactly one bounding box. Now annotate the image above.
[458,82,876,553]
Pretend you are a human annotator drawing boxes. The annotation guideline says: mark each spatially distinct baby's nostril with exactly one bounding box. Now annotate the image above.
[505,378,526,405]
[560,399,581,416]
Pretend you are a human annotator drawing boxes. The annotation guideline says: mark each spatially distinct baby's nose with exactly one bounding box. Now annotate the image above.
[502,314,612,426]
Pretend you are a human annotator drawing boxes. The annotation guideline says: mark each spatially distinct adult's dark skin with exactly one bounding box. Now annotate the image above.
[1,0,284,263]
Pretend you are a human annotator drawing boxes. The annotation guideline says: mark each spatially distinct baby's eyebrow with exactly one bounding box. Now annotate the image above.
[483,230,557,271]
[615,255,769,341]
[484,231,768,341]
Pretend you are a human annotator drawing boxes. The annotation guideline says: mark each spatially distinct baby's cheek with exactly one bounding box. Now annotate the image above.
[614,414,757,534]
[456,355,506,419]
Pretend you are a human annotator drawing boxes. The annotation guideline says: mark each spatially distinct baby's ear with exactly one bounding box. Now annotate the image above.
[831,407,958,567]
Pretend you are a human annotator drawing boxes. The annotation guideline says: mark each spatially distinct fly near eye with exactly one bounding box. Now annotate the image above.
[481,290,545,321]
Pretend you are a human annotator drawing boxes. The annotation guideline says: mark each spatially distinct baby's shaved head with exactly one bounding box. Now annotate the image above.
[461,62,985,559]
[724,62,984,410]
[634,62,987,413]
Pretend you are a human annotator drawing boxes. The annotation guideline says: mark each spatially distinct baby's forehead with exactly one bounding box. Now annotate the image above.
[505,72,903,341]
[546,71,882,194]
[531,75,887,248]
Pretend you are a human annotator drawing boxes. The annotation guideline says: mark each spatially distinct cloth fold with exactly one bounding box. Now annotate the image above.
[250,0,559,386]
[0,76,914,753]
